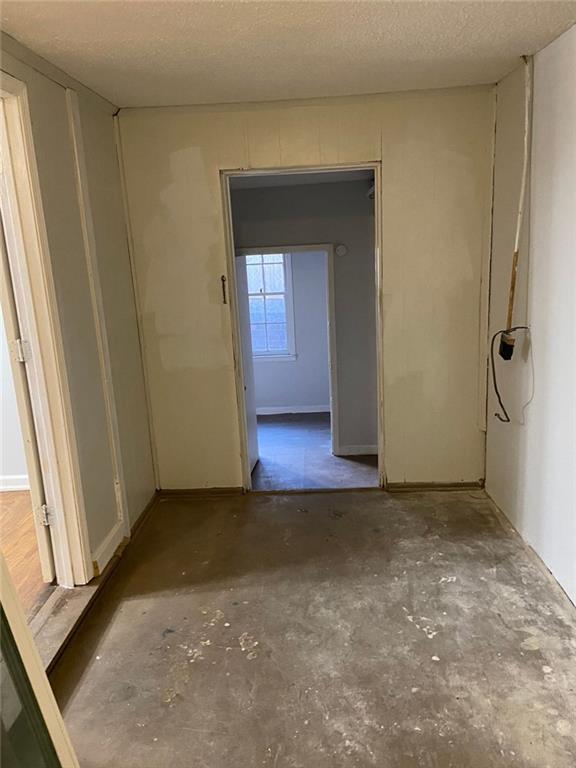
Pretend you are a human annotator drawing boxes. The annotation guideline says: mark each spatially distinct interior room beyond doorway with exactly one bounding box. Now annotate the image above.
[252,413,378,491]
[229,169,380,491]
[0,305,53,618]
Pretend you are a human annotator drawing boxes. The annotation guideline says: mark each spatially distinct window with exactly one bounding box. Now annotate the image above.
[246,253,295,359]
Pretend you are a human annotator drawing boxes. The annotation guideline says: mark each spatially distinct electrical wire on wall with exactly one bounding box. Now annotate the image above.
[491,56,532,423]
[498,55,532,361]
[491,326,529,422]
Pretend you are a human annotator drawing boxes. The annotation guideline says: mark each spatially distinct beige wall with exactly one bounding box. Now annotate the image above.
[119,85,495,488]
[486,27,576,604]
[1,36,155,572]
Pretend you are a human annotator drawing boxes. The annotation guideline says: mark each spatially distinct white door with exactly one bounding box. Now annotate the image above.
[0,223,55,582]
[235,255,259,473]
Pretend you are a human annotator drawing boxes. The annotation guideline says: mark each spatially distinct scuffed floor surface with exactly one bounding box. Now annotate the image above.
[50,491,576,768]
[252,414,379,490]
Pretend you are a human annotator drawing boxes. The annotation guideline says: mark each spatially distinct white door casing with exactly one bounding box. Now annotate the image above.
[235,255,260,473]
[0,73,92,585]
[221,163,386,489]
[0,220,55,582]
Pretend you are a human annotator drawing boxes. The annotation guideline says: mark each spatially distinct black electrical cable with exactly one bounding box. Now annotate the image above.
[490,326,530,422]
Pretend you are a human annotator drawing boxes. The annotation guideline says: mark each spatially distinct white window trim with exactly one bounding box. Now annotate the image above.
[248,252,297,362]
[254,353,297,363]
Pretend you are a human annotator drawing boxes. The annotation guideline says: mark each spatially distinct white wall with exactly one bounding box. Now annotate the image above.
[2,46,117,556]
[119,85,494,488]
[232,181,377,450]
[486,27,576,604]
[245,250,330,414]
[0,308,28,490]
[1,35,155,570]
[78,94,155,526]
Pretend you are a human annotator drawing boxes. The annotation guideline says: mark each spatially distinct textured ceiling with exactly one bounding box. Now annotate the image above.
[1,1,575,108]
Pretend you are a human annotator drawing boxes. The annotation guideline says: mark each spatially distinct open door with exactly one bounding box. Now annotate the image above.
[0,222,54,583]
[1,553,79,767]
[234,255,259,473]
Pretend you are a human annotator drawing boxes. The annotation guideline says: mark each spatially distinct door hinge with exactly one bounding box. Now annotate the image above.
[13,338,31,363]
[39,504,52,527]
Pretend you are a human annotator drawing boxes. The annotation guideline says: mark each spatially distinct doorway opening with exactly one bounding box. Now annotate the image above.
[223,166,384,491]
[0,97,59,620]
[0,294,54,619]
[0,76,91,630]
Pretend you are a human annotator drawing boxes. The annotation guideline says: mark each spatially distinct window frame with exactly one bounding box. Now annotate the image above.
[245,251,297,362]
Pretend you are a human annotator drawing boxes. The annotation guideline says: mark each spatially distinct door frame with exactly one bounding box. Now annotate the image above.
[236,244,339,457]
[220,162,386,490]
[233,251,260,473]
[1,222,55,582]
[0,72,92,586]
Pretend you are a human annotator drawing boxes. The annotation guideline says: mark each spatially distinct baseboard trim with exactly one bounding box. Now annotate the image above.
[251,487,384,496]
[130,490,159,538]
[0,474,30,491]
[335,445,378,456]
[386,480,485,492]
[256,405,330,415]
[159,487,244,499]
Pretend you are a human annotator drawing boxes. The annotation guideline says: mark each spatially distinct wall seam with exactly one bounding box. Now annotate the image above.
[113,115,161,489]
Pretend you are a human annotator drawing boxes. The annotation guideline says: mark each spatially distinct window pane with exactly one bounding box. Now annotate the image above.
[267,323,288,351]
[249,296,265,324]
[245,254,262,265]
[247,264,263,293]
[251,324,266,353]
[265,295,286,323]
[263,263,284,293]
[263,253,283,264]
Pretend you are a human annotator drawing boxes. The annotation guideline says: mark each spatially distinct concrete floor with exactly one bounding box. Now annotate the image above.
[50,491,576,768]
[252,413,379,490]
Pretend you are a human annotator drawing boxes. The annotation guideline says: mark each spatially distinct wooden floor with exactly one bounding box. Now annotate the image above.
[0,490,53,618]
